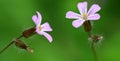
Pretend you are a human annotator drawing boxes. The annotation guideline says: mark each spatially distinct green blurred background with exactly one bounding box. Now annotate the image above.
[0,0,120,61]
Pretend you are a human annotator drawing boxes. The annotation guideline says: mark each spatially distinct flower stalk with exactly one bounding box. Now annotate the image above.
[0,35,23,54]
[0,28,36,54]
[0,41,14,54]
[0,27,36,54]
[91,40,98,61]
[83,20,98,61]
[0,28,35,54]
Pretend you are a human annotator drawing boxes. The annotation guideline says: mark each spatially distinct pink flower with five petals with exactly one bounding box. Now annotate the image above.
[66,2,101,28]
[32,11,53,43]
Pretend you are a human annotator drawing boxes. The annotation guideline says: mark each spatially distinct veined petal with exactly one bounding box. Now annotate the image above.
[32,15,38,25]
[36,30,53,43]
[72,19,85,28]
[41,22,53,32]
[42,32,53,43]
[88,4,101,15]
[88,14,100,20]
[77,2,87,15]
[66,11,81,19]
[32,11,42,25]
[36,11,42,25]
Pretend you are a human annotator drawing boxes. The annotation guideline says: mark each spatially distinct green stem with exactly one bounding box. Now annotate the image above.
[0,35,23,54]
[85,29,98,61]
[83,20,98,61]
[0,41,14,54]
[91,40,98,61]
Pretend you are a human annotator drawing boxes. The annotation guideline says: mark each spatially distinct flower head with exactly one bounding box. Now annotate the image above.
[66,2,101,28]
[32,11,53,43]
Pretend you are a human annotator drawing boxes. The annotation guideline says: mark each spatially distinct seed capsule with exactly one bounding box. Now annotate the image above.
[89,34,103,43]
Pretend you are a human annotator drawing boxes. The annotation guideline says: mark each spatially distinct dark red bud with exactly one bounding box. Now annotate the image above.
[14,39,34,53]
[22,27,36,38]
[83,20,92,32]
[14,39,28,50]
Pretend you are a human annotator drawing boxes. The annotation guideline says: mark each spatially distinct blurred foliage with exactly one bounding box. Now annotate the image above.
[0,0,120,61]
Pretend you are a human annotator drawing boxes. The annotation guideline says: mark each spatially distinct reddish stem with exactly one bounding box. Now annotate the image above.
[0,35,23,54]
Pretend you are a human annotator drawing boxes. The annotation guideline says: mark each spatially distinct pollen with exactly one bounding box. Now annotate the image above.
[82,14,88,20]
[39,26,42,31]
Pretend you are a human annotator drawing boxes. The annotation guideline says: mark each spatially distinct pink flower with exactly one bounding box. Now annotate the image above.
[66,2,101,28]
[32,11,53,43]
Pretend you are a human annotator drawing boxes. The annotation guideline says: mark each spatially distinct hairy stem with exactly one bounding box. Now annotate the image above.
[0,41,14,54]
[83,20,98,61]
[91,40,98,61]
[87,31,98,61]
[0,35,23,54]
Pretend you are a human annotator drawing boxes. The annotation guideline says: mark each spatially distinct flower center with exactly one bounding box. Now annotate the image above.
[81,14,88,20]
[39,26,42,31]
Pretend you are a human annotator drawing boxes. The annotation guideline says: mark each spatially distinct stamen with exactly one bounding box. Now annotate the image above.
[82,14,88,20]
[39,26,42,31]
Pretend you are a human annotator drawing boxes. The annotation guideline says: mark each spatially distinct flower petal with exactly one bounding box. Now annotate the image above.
[66,11,81,19]
[36,28,53,43]
[77,2,87,15]
[87,14,100,20]
[41,22,53,32]
[72,19,85,28]
[88,4,101,15]
[32,11,42,25]
[42,32,53,43]
[36,11,42,25]
[36,27,43,35]
[32,15,38,25]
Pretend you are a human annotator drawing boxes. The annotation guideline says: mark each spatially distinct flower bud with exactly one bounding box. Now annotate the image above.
[14,39,34,53]
[22,27,36,38]
[83,20,92,32]
[14,39,27,49]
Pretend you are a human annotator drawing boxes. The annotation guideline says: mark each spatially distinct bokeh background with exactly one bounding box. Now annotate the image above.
[0,0,120,61]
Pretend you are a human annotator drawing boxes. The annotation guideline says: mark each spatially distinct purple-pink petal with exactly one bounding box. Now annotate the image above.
[88,4,101,15]
[88,14,100,20]
[41,22,53,32]
[32,11,42,26]
[36,11,42,25]
[36,29,53,43]
[72,19,85,28]
[66,11,81,19]
[42,32,53,43]
[77,2,87,15]
[32,15,38,25]
[36,28,43,35]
